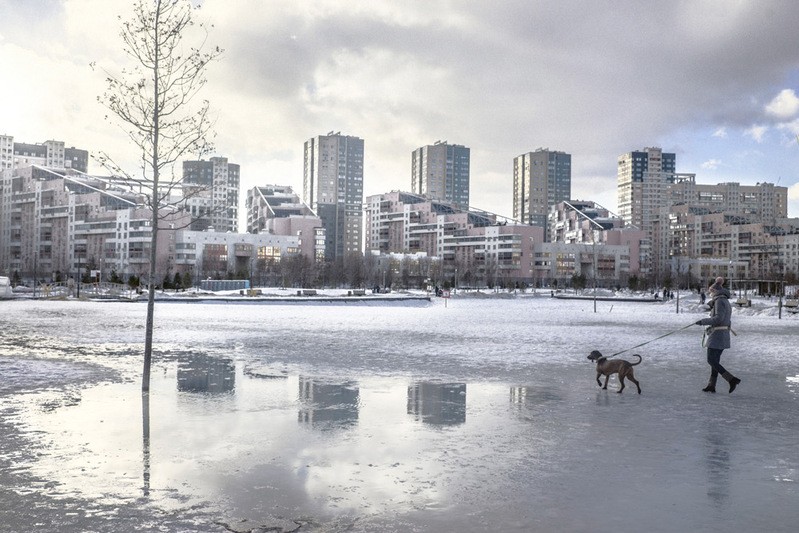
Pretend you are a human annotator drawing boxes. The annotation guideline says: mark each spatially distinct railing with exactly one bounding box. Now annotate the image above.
[31,281,134,299]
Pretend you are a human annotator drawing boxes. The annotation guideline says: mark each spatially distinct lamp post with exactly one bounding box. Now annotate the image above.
[592,230,597,313]
[249,254,255,290]
[676,256,691,315]
[33,253,38,299]
[77,252,81,299]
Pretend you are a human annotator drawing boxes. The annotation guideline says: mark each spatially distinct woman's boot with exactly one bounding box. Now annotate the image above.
[702,370,718,393]
[722,371,741,393]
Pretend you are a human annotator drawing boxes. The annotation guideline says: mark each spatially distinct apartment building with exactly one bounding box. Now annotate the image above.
[303,133,364,260]
[532,239,640,288]
[0,135,88,172]
[245,184,325,262]
[174,228,303,283]
[777,227,799,278]
[617,147,676,228]
[0,165,142,278]
[548,200,622,244]
[665,204,799,282]
[75,206,190,283]
[182,157,240,233]
[0,165,199,283]
[411,141,471,210]
[0,135,13,171]
[669,174,787,220]
[617,147,676,277]
[650,176,788,281]
[367,190,543,285]
[513,149,571,229]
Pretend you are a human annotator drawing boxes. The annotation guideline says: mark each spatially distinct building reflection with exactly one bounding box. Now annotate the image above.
[704,428,731,508]
[177,354,235,393]
[298,377,359,428]
[509,386,560,408]
[407,382,466,425]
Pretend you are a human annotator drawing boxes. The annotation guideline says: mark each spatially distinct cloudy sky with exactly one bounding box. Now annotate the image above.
[3,0,799,222]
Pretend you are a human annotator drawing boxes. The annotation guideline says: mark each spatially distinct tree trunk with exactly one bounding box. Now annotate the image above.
[143,0,163,393]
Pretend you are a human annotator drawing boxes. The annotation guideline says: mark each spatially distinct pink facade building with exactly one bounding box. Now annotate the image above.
[366,191,543,286]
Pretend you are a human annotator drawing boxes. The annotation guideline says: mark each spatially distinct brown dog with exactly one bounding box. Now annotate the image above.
[587,350,642,394]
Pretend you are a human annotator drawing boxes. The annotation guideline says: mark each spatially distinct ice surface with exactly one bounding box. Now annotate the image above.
[1,292,798,532]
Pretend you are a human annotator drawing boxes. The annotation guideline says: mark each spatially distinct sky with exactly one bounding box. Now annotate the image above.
[2,0,799,223]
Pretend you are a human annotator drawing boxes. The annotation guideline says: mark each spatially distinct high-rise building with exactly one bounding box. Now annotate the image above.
[513,149,571,229]
[617,147,676,276]
[182,156,240,233]
[303,133,364,260]
[411,141,470,209]
[617,147,676,229]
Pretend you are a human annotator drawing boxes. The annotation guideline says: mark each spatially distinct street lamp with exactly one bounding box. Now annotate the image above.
[33,252,38,299]
[592,230,597,313]
[249,254,255,290]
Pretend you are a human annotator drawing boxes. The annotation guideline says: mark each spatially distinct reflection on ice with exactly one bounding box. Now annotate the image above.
[298,377,359,427]
[704,429,732,508]
[142,391,151,498]
[407,382,466,425]
[177,354,235,393]
[509,385,561,406]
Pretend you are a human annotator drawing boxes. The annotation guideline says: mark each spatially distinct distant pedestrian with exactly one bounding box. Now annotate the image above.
[699,290,706,305]
[694,277,741,394]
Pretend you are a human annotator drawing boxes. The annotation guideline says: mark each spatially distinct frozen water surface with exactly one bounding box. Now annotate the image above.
[1,293,798,532]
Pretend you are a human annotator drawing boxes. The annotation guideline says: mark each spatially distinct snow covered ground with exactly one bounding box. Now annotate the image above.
[1,291,797,532]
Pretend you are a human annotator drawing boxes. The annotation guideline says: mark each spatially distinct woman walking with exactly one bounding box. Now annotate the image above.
[695,277,741,394]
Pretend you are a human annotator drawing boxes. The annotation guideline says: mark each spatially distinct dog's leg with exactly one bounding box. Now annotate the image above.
[596,373,603,387]
[617,375,625,393]
[602,374,610,390]
[625,367,641,394]
[629,375,641,394]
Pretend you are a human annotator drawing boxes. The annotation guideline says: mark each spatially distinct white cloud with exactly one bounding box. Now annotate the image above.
[765,89,799,120]
[712,127,728,138]
[701,159,722,170]
[744,125,768,143]
[775,118,799,137]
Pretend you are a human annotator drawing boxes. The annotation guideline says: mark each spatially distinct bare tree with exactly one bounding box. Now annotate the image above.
[345,251,365,288]
[97,0,222,391]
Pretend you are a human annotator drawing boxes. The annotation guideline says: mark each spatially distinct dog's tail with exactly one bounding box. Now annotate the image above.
[631,354,642,366]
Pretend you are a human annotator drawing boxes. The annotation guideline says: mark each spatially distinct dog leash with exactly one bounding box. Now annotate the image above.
[608,323,696,358]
